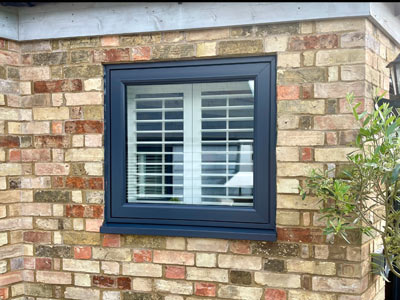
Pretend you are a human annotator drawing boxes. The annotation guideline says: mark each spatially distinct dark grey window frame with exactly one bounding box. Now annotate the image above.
[100,56,277,241]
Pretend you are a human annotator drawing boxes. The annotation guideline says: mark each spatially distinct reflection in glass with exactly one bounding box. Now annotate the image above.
[126,81,254,206]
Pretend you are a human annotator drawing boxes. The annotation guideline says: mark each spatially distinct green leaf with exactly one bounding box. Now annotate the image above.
[391,164,400,183]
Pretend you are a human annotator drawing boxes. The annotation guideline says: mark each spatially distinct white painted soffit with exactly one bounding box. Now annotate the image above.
[0,2,399,45]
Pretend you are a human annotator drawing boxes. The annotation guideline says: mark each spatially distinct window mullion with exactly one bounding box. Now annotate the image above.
[192,84,202,204]
[183,85,194,204]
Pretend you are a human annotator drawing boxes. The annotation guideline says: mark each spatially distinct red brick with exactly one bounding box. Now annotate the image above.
[24,257,35,269]
[21,149,51,162]
[314,115,359,130]
[0,136,19,148]
[94,48,130,62]
[34,79,82,93]
[277,85,300,100]
[93,275,115,288]
[74,246,92,259]
[301,147,313,161]
[87,177,103,190]
[195,282,216,297]
[66,177,85,189]
[265,288,286,300]
[165,266,185,279]
[0,287,8,299]
[35,258,52,270]
[52,121,63,134]
[153,250,194,265]
[66,205,104,218]
[65,121,104,134]
[132,46,151,61]
[9,149,21,162]
[289,34,338,50]
[23,231,51,244]
[66,205,85,218]
[103,234,120,248]
[92,206,104,218]
[117,277,131,290]
[326,132,338,145]
[0,271,23,286]
[52,176,64,188]
[133,249,152,263]
[34,135,70,148]
[302,84,313,99]
[277,227,324,243]
[230,241,251,254]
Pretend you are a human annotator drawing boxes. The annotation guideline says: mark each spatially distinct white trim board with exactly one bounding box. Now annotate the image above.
[1,2,400,45]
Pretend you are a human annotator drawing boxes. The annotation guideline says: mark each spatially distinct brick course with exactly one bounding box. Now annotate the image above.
[0,17,396,299]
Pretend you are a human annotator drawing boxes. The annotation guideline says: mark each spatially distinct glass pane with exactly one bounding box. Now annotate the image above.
[126,80,254,207]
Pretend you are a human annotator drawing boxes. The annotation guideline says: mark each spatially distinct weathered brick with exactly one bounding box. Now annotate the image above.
[103,234,121,247]
[152,44,195,59]
[64,65,103,78]
[187,267,228,282]
[278,68,327,84]
[218,254,261,270]
[33,107,69,120]
[277,210,300,225]
[278,227,324,243]
[316,19,365,33]
[122,263,162,277]
[316,49,364,66]
[94,48,130,62]
[0,107,32,120]
[154,279,193,295]
[101,36,120,46]
[153,250,194,265]
[315,147,358,161]
[34,135,70,148]
[84,78,102,91]
[254,272,301,288]
[93,275,115,288]
[23,231,51,244]
[65,92,103,106]
[34,79,82,93]
[289,34,338,50]
[265,289,286,300]
[230,270,252,285]
[63,258,100,273]
[164,265,184,280]
[35,245,72,258]
[65,287,100,300]
[312,276,368,294]
[32,52,67,65]
[277,162,322,177]
[278,100,325,114]
[20,66,50,80]
[287,259,336,275]
[187,28,230,41]
[93,247,131,261]
[289,290,336,300]
[196,252,216,267]
[124,235,166,248]
[37,270,72,284]
[35,163,70,175]
[218,40,263,55]
[252,241,299,257]
[65,148,104,161]
[63,231,100,245]
[278,131,324,146]
[187,238,228,252]
[277,85,300,100]
[0,136,19,147]
[133,249,152,263]
[65,120,104,133]
[218,285,263,300]
[314,115,360,130]
[196,42,217,57]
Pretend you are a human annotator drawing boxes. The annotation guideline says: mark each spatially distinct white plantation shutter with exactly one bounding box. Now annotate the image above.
[126,81,254,206]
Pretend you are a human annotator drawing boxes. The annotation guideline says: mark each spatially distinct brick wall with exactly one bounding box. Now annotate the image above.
[0,17,398,300]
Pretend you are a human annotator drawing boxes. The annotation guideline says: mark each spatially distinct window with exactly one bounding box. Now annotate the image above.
[101,56,277,240]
